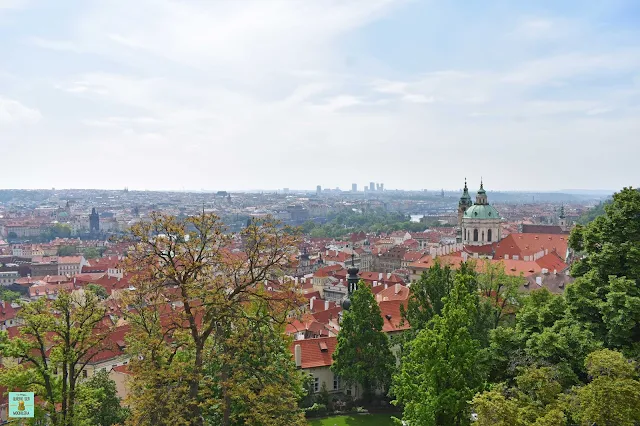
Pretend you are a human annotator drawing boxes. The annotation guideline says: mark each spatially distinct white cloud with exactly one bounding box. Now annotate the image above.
[0,0,26,10]
[0,97,41,124]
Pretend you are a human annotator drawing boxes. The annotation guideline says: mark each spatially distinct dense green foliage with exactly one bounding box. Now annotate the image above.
[0,288,21,302]
[391,187,640,425]
[576,200,608,224]
[75,370,129,426]
[301,210,432,238]
[332,282,395,401]
[57,245,78,256]
[86,283,109,300]
[393,274,488,426]
[308,413,396,425]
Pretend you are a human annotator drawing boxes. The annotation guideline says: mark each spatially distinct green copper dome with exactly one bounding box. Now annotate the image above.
[463,204,500,220]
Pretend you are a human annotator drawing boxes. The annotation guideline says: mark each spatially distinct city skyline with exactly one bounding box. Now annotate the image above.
[1,0,639,191]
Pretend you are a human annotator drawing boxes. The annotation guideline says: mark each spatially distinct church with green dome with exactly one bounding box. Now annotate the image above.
[456,180,502,246]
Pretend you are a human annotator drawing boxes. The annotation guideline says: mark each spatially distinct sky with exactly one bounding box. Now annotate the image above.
[1,0,639,192]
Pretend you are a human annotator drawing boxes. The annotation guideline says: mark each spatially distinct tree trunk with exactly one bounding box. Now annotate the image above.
[61,363,68,425]
[221,367,231,426]
[189,345,204,426]
[68,372,76,426]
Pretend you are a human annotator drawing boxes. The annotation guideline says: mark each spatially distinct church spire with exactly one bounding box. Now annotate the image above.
[475,179,488,205]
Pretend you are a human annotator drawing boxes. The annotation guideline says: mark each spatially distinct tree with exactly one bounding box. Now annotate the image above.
[51,223,73,239]
[473,366,567,426]
[401,261,455,332]
[392,273,487,426]
[566,187,640,353]
[86,283,108,300]
[568,349,640,426]
[123,212,302,426]
[332,282,394,401]
[487,288,600,383]
[0,288,21,302]
[82,247,101,259]
[569,187,640,283]
[477,261,523,327]
[0,290,109,425]
[75,369,129,425]
[58,245,78,256]
[203,308,307,426]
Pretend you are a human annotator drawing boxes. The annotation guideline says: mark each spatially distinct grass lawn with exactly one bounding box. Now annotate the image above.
[308,413,397,426]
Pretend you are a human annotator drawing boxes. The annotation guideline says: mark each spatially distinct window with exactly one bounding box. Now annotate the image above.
[487,229,492,242]
[314,377,320,393]
[333,375,341,391]
[473,229,478,242]
[82,370,88,378]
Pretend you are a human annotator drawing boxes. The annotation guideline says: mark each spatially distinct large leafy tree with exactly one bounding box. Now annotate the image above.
[331,282,394,401]
[567,187,640,353]
[487,288,600,383]
[392,273,487,426]
[477,260,523,328]
[204,306,306,426]
[75,369,129,426]
[473,366,567,426]
[401,261,494,347]
[401,260,455,331]
[0,290,109,425]
[123,212,302,426]
[568,349,640,426]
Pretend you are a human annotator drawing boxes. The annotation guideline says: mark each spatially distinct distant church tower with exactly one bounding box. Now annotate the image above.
[558,205,568,231]
[456,179,473,243]
[89,208,100,233]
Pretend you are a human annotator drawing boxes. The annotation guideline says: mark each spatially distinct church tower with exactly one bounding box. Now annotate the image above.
[89,208,100,233]
[456,179,472,243]
[458,179,472,226]
[475,179,488,205]
[461,180,502,246]
[558,205,567,231]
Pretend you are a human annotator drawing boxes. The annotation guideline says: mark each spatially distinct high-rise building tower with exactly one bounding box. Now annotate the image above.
[316,185,322,195]
[370,182,375,192]
[352,183,357,192]
[380,183,384,191]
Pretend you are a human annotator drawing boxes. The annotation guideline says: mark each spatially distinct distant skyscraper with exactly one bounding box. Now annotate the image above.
[352,183,357,192]
[283,188,289,194]
[316,185,321,195]
[380,183,384,191]
[370,182,375,192]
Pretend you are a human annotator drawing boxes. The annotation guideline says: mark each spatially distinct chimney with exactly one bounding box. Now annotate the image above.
[378,272,383,280]
[324,300,329,310]
[310,297,315,311]
[395,283,400,294]
[387,272,391,279]
[384,283,388,289]
[294,344,302,368]
[373,280,378,287]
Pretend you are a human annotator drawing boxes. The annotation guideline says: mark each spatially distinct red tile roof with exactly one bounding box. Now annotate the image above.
[379,300,411,333]
[376,284,410,301]
[535,252,568,272]
[290,337,337,368]
[493,233,568,261]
